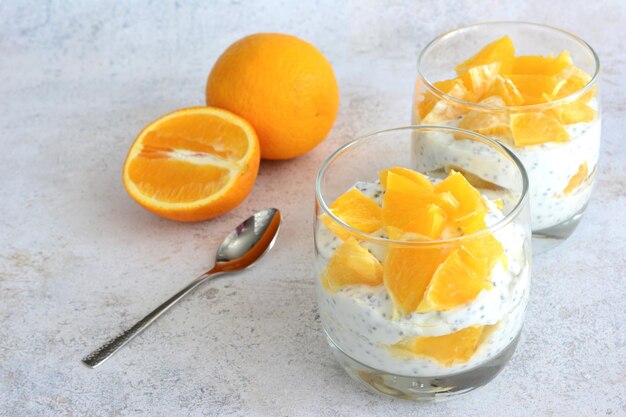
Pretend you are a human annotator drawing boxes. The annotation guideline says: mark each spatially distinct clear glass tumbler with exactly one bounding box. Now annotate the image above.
[413,22,600,253]
[315,126,531,401]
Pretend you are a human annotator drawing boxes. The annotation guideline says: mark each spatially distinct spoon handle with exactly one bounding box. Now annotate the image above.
[82,271,219,368]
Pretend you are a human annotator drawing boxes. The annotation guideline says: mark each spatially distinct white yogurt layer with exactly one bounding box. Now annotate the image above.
[411,100,601,231]
[315,181,530,377]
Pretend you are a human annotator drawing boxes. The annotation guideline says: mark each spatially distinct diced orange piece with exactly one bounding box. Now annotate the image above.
[417,79,463,119]
[421,81,470,124]
[563,162,589,195]
[460,63,501,99]
[555,65,593,100]
[462,232,505,273]
[512,50,572,75]
[386,226,431,241]
[322,188,382,239]
[392,326,485,366]
[485,75,524,106]
[508,74,562,104]
[552,101,596,124]
[418,248,492,312]
[322,237,383,292]
[434,171,487,220]
[455,36,515,75]
[384,245,452,315]
[510,112,570,146]
[459,96,512,139]
[382,172,451,229]
[402,204,448,239]
[379,167,434,191]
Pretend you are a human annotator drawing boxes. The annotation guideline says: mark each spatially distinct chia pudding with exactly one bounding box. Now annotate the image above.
[315,180,530,377]
[411,104,601,231]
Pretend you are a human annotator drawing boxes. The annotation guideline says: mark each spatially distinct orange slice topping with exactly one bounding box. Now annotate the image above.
[391,326,485,366]
[322,237,383,292]
[563,162,589,195]
[418,247,492,312]
[510,112,570,146]
[321,188,382,240]
[455,36,515,75]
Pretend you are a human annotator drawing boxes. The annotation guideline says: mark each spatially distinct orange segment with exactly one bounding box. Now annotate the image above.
[485,76,524,106]
[379,167,434,191]
[459,63,501,100]
[512,51,572,75]
[123,107,260,222]
[391,326,485,366]
[382,172,452,230]
[508,74,562,104]
[421,81,470,124]
[555,65,593,100]
[322,237,383,292]
[402,204,448,239]
[418,248,492,312]
[322,188,382,239]
[417,79,463,120]
[563,162,589,195]
[455,36,515,75]
[510,112,570,146]
[459,97,512,139]
[434,171,487,220]
[384,245,452,315]
[552,101,596,124]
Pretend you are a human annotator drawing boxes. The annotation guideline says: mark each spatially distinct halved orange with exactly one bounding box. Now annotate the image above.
[123,107,260,222]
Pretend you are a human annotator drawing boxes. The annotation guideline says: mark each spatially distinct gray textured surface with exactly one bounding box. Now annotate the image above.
[1,1,625,416]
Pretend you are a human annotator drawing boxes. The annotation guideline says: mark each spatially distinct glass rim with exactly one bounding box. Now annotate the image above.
[417,21,601,112]
[315,125,530,247]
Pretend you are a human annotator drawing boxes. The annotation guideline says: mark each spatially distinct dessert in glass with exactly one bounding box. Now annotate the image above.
[413,22,600,253]
[314,126,531,401]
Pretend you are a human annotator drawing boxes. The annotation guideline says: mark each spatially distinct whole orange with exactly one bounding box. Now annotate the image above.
[206,33,339,160]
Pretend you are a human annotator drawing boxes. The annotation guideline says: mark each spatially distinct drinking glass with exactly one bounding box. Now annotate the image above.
[314,126,531,401]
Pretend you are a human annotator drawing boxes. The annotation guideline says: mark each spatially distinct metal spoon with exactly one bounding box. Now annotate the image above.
[82,208,282,368]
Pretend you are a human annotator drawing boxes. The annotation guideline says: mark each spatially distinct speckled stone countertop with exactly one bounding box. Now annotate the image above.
[1,1,625,416]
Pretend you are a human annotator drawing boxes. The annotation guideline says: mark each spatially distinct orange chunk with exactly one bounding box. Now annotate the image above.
[382,172,454,230]
[462,232,505,273]
[552,101,596,124]
[421,81,470,124]
[392,326,485,366]
[379,167,434,191]
[459,63,501,99]
[418,248,492,312]
[417,79,465,120]
[512,50,572,75]
[563,162,589,195]
[508,74,562,104]
[384,245,452,315]
[459,96,512,138]
[434,171,487,220]
[510,112,570,146]
[555,65,593,100]
[485,75,524,106]
[402,204,448,239]
[455,36,515,75]
[322,188,382,239]
[322,237,383,292]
